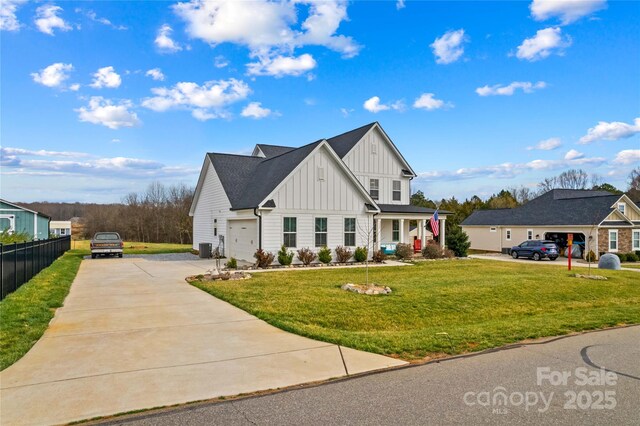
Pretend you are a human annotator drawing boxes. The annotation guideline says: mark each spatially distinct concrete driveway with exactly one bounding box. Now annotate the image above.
[0,258,405,425]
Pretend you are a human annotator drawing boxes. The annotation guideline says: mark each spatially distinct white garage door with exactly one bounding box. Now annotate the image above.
[228,219,257,261]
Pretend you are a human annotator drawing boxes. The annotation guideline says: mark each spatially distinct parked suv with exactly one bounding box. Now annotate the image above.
[510,240,559,261]
[90,232,124,259]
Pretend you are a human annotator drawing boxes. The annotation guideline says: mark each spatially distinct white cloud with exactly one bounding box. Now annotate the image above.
[430,29,467,64]
[476,81,547,96]
[90,66,122,89]
[155,24,183,53]
[516,27,571,61]
[34,4,71,35]
[527,137,562,151]
[416,152,606,182]
[214,55,229,68]
[85,10,127,30]
[0,147,91,158]
[1,148,197,179]
[31,63,73,88]
[173,0,361,59]
[612,149,640,165]
[530,0,606,25]
[145,68,165,81]
[340,107,354,117]
[76,97,141,129]
[0,0,27,31]
[396,0,406,10]
[564,149,584,160]
[579,117,640,144]
[246,53,316,77]
[69,83,80,91]
[363,96,405,113]
[413,93,448,110]
[241,102,273,119]
[142,78,251,120]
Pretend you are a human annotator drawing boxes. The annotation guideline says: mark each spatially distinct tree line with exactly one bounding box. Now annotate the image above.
[19,182,194,244]
[412,168,640,233]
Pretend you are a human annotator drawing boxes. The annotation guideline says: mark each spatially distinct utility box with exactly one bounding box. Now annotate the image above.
[199,243,212,259]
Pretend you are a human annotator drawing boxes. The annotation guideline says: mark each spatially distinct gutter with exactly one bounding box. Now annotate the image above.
[253,208,262,250]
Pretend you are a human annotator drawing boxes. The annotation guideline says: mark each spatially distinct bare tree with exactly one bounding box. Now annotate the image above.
[538,169,590,193]
[357,216,376,286]
[508,186,535,205]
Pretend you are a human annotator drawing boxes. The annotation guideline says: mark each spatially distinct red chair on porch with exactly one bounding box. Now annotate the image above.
[413,238,422,254]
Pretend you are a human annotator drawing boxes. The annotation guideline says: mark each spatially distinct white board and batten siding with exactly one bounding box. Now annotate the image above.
[261,145,374,259]
[192,160,234,251]
[342,126,411,205]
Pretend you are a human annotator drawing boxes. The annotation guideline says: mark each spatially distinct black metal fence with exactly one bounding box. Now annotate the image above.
[0,236,71,301]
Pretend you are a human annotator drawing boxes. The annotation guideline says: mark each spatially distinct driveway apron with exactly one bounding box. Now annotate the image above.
[0,258,405,425]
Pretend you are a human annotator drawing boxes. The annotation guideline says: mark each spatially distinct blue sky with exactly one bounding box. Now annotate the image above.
[1,0,639,203]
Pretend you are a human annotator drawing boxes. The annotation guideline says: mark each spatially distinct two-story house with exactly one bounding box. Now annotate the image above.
[190,122,447,261]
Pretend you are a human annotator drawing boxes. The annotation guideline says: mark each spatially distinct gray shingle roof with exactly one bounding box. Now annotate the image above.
[255,144,295,158]
[208,141,323,210]
[461,190,623,226]
[326,122,377,158]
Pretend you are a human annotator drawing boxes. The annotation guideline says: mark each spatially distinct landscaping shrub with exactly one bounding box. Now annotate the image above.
[335,245,353,263]
[585,250,597,262]
[615,253,627,262]
[636,250,640,257]
[445,225,471,257]
[0,230,31,244]
[395,243,413,260]
[422,242,444,259]
[626,252,639,262]
[277,245,294,266]
[372,249,387,263]
[296,248,317,265]
[225,257,237,269]
[443,248,456,259]
[318,246,332,264]
[354,246,368,262]
[254,249,275,268]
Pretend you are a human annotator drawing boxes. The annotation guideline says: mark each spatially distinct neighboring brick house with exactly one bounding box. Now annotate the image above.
[461,190,640,259]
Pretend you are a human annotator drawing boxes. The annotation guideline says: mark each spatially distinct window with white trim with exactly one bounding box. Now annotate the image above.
[506,229,511,241]
[344,218,356,246]
[618,203,625,215]
[392,220,400,242]
[369,179,379,200]
[283,217,297,248]
[315,218,327,247]
[392,180,402,201]
[527,229,533,240]
[490,227,497,233]
[633,230,640,251]
[609,230,618,252]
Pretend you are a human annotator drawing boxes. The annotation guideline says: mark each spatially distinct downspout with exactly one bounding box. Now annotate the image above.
[253,208,262,250]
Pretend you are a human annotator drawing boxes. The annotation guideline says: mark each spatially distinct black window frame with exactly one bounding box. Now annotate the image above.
[283,217,297,248]
[392,219,400,242]
[392,180,402,201]
[315,217,327,247]
[369,178,379,201]
[344,218,356,247]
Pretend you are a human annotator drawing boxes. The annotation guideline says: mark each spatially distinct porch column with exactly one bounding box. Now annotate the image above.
[399,219,405,244]
[376,218,381,249]
[440,218,446,249]
[421,219,426,246]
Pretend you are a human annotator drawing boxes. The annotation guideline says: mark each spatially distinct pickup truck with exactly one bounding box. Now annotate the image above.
[90,232,124,259]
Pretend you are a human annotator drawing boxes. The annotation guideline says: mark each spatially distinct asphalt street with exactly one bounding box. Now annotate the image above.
[97,326,640,426]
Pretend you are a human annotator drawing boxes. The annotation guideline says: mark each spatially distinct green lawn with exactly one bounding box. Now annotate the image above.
[0,241,193,370]
[191,259,640,360]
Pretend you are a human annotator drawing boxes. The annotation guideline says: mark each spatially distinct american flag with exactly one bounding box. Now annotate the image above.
[430,210,439,237]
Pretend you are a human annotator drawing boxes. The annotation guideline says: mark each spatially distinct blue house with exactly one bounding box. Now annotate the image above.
[0,199,51,240]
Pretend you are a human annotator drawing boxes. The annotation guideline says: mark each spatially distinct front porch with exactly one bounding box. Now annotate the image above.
[374,205,449,253]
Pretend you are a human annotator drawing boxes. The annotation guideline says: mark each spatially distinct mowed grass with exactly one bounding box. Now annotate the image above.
[191,259,640,360]
[0,251,83,370]
[0,241,192,370]
[70,240,193,255]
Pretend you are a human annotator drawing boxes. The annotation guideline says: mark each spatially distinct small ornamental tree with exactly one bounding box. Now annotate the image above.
[354,246,368,262]
[335,245,353,263]
[296,248,317,265]
[277,245,294,266]
[445,225,471,257]
[254,249,275,268]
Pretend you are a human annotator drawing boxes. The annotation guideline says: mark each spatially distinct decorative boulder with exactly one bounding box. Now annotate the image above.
[598,253,621,270]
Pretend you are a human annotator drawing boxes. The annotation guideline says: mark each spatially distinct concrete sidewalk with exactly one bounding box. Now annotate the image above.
[0,258,405,425]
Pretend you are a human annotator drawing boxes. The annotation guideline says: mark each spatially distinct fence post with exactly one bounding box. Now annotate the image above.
[23,241,27,284]
[13,242,18,294]
[1,243,4,299]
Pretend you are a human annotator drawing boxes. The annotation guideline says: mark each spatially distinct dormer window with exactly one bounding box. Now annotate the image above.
[618,203,625,215]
